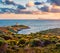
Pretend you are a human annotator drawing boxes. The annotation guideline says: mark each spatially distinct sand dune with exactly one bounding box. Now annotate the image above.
[0,13,60,20]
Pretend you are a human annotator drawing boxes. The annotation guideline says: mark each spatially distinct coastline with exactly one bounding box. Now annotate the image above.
[0,25,29,34]
[0,12,60,19]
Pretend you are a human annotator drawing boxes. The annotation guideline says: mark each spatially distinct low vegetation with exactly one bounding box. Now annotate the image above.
[0,28,60,53]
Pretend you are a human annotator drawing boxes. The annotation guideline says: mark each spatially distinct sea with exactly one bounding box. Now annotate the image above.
[0,20,60,34]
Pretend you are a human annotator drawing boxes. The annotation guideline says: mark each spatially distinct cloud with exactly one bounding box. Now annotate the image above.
[0,0,60,13]
[17,4,26,9]
[4,0,26,9]
[51,0,60,6]
[26,1,34,7]
[0,0,26,14]
[5,0,15,5]
[37,0,60,12]
[34,2,42,5]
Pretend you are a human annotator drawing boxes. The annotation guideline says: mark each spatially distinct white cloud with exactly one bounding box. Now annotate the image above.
[0,4,17,9]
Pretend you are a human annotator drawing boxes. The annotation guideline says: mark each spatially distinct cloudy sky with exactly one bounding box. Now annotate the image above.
[13,0,47,5]
[0,0,50,10]
[0,0,60,12]
[0,0,60,7]
[0,0,60,19]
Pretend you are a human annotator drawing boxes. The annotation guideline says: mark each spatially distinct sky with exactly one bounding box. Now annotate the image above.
[0,0,60,8]
[0,0,60,12]
[13,0,47,5]
[0,0,50,10]
[0,0,60,19]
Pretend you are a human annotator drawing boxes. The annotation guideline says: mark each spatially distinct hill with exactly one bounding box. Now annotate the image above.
[0,28,60,53]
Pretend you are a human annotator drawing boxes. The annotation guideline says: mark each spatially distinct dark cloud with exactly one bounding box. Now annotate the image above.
[34,2,42,5]
[5,0,16,5]
[51,0,60,6]
[38,6,49,12]
[17,4,26,9]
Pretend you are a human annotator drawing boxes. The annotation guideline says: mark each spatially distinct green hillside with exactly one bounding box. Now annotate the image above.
[0,28,60,53]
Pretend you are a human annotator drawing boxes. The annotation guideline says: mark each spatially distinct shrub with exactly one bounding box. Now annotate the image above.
[41,39,51,46]
[0,40,4,46]
[30,39,41,47]
[8,40,17,46]
[56,43,60,49]
[0,37,5,46]
[18,39,26,47]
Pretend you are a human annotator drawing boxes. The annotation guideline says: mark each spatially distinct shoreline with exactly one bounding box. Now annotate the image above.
[0,25,29,34]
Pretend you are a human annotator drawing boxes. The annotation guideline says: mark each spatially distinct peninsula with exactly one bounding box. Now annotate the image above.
[0,24,29,35]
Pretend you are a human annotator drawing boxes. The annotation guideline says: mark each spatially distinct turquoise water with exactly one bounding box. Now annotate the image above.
[0,20,60,34]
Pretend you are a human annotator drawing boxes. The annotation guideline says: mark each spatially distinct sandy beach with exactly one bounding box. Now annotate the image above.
[0,13,60,20]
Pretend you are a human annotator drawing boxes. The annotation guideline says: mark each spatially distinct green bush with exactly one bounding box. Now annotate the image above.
[8,40,17,46]
[0,40,4,46]
[18,39,26,47]
[30,39,40,47]
[0,37,5,46]
[56,43,60,49]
